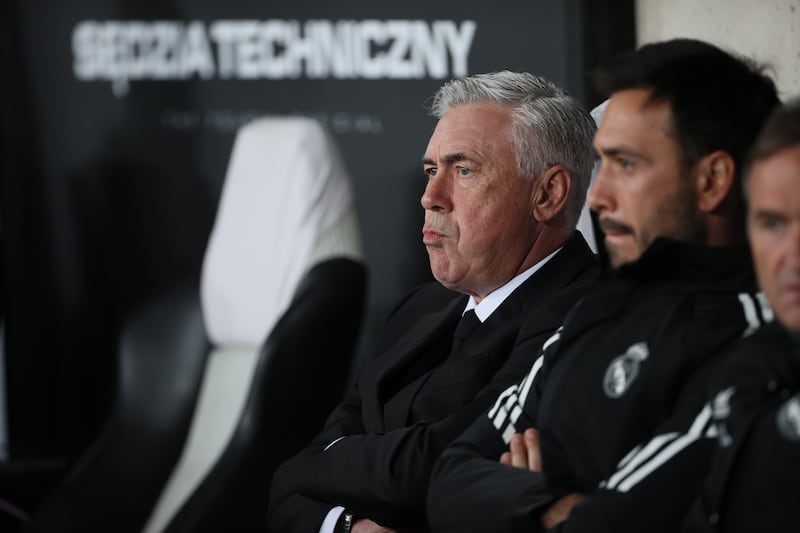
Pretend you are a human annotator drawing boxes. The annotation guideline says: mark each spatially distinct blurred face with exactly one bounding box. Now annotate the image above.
[747,144,800,332]
[589,89,704,269]
[421,102,539,300]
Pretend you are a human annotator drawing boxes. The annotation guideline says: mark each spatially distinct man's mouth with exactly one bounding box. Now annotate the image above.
[779,277,800,295]
[423,228,446,245]
[598,217,634,237]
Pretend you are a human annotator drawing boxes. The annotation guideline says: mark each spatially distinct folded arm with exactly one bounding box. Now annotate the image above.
[427,343,562,533]
[548,375,718,532]
[297,340,542,527]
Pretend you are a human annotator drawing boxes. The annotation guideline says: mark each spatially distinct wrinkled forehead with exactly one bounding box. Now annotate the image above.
[747,144,800,207]
[424,103,514,160]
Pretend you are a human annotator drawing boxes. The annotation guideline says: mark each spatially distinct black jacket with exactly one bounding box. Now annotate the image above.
[427,238,767,533]
[267,233,599,532]
[702,322,800,533]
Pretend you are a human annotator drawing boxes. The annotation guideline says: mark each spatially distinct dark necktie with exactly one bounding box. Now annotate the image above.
[451,309,481,355]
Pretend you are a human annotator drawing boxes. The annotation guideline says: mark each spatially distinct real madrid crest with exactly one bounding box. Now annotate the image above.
[776,393,800,442]
[603,342,649,398]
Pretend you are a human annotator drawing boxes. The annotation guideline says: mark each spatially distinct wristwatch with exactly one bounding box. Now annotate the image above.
[338,511,354,533]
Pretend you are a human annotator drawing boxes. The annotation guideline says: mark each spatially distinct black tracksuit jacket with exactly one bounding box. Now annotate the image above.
[427,238,769,533]
[702,322,800,533]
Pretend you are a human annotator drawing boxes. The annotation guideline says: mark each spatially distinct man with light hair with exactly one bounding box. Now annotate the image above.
[268,70,598,532]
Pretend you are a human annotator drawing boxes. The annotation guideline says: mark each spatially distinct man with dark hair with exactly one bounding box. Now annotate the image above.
[703,98,800,532]
[427,38,780,533]
[267,71,599,532]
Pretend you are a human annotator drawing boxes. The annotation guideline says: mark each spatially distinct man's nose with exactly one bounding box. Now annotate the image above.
[587,162,613,214]
[421,174,452,212]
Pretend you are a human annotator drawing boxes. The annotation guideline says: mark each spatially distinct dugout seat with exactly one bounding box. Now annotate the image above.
[22,117,367,533]
[576,98,609,254]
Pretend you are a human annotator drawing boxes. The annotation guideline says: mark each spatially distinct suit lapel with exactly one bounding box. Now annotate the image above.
[383,364,441,429]
[368,296,464,431]
[383,283,531,429]
[373,232,597,431]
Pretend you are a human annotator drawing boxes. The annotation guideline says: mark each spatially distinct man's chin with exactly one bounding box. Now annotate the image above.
[431,270,468,294]
[779,314,800,334]
[774,296,800,333]
[606,245,642,270]
[429,259,455,287]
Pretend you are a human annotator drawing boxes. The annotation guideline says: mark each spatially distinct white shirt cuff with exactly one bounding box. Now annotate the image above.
[319,506,346,533]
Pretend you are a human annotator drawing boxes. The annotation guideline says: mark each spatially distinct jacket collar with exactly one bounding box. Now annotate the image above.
[614,238,754,289]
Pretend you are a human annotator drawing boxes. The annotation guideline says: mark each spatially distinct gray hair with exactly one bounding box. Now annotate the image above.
[430,71,597,228]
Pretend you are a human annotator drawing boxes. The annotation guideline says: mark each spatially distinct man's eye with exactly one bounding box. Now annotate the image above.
[458,166,472,176]
[753,213,786,233]
[762,216,785,231]
[425,167,437,177]
[616,157,633,171]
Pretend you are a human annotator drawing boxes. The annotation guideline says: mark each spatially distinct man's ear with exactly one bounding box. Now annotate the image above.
[532,165,570,222]
[695,150,735,213]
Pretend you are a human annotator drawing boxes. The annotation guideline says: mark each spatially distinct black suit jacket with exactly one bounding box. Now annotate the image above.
[267,232,598,532]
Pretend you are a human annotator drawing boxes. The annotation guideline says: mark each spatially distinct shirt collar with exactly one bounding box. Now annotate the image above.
[463,245,563,323]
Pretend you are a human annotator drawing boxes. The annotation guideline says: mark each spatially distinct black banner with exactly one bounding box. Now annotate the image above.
[1,0,633,462]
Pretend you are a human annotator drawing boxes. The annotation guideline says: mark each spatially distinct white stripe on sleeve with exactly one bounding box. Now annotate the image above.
[605,404,713,493]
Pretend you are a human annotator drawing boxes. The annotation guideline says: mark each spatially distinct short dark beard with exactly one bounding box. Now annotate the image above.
[638,173,706,251]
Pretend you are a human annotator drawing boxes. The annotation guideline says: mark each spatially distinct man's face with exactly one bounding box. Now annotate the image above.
[589,89,704,269]
[421,102,539,299]
[747,143,800,332]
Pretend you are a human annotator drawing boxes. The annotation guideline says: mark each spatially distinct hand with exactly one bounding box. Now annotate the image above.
[352,518,399,533]
[541,492,586,529]
[499,429,586,528]
[499,428,542,471]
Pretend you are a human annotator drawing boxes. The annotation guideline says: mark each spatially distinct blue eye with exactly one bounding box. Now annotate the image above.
[458,166,472,176]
